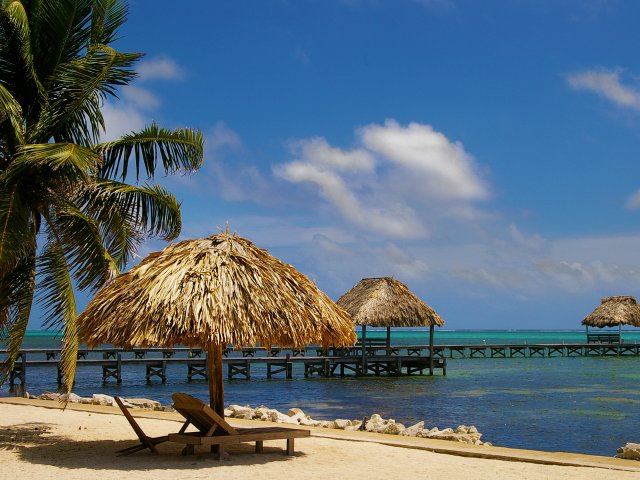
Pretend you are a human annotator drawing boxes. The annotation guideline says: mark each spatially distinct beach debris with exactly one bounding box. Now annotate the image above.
[616,443,640,460]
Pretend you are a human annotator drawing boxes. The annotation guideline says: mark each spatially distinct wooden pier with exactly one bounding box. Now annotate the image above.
[1,344,445,390]
[3,340,638,391]
[425,342,640,359]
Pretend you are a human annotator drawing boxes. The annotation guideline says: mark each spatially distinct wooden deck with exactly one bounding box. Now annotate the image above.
[0,345,446,390]
[3,341,638,390]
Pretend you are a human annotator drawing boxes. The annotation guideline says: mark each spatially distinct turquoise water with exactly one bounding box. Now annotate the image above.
[2,329,640,457]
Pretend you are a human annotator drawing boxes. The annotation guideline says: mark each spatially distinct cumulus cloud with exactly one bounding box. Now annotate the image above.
[100,102,146,141]
[137,56,186,82]
[277,161,425,238]
[288,137,375,173]
[275,119,489,239]
[360,120,489,201]
[566,69,640,111]
[100,55,185,142]
[121,85,161,110]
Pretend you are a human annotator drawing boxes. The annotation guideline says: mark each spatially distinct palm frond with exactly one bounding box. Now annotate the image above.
[59,313,78,394]
[3,142,99,187]
[0,248,36,385]
[37,239,76,329]
[90,0,128,45]
[0,183,34,271]
[45,200,118,291]
[31,45,140,144]
[79,180,181,267]
[98,123,204,180]
[0,82,23,143]
[36,0,93,79]
[36,239,78,392]
[1,0,46,106]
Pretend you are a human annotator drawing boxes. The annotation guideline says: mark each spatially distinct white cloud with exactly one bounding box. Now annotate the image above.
[100,55,185,142]
[137,56,185,82]
[121,85,160,110]
[288,137,375,172]
[360,120,489,201]
[100,102,146,141]
[566,69,640,111]
[275,119,489,239]
[276,161,425,238]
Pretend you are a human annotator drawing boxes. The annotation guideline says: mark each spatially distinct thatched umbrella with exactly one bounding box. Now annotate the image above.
[337,277,444,373]
[581,296,640,336]
[77,231,356,416]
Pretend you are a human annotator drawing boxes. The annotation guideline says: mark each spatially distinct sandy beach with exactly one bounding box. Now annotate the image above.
[1,398,639,480]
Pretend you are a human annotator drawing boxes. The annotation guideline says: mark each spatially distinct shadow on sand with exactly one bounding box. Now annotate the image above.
[0,421,304,470]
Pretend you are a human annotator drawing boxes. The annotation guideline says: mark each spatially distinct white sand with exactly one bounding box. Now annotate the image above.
[0,401,639,480]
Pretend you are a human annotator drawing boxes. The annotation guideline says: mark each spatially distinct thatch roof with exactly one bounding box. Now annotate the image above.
[336,277,444,328]
[581,296,640,328]
[77,232,356,349]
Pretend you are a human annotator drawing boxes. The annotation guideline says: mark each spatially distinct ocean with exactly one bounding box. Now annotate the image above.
[2,328,640,457]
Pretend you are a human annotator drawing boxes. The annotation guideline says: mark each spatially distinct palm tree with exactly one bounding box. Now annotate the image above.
[0,0,204,391]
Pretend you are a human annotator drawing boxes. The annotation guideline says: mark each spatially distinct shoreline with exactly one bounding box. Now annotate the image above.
[1,397,640,479]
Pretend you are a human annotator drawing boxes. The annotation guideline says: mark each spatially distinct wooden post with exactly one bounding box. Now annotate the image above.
[361,325,368,373]
[207,343,225,417]
[117,353,122,384]
[619,323,622,343]
[286,353,293,379]
[429,325,435,376]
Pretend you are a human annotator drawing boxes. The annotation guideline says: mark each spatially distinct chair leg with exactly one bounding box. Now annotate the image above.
[117,443,147,456]
[181,445,195,456]
[211,444,222,460]
[286,438,294,456]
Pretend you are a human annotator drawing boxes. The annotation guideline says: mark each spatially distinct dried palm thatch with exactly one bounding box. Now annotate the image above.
[77,231,355,413]
[337,277,444,328]
[581,296,640,328]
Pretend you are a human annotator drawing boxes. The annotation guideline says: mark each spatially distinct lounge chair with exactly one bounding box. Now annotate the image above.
[168,392,310,456]
[114,396,169,455]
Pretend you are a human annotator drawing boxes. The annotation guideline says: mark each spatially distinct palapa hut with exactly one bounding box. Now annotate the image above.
[337,277,444,374]
[581,295,640,342]
[77,231,356,416]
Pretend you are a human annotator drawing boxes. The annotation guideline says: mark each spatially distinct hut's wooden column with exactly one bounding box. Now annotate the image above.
[429,325,434,376]
[361,325,367,374]
[207,343,225,417]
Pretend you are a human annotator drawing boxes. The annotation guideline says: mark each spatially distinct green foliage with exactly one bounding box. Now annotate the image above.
[0,0,204,392]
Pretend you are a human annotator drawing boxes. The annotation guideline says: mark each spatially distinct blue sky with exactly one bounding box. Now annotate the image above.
[45,0,640,329]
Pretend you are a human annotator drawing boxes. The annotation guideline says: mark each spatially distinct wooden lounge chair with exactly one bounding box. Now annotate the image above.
[114,396,169,455]
[168,392,310,456]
